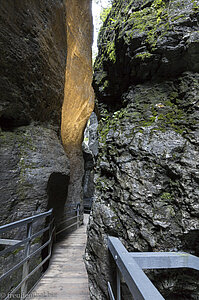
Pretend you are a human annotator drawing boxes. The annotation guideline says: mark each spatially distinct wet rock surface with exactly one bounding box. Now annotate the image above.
[86,0,199,299]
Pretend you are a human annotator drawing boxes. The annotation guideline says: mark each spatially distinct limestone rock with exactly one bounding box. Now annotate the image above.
[0,0,94,296]
[0,0,67,129]
[86,1,199,299]
[0,0,94,223]
[0,125,70,226]
[83,112,98,211]
[0,0,71,229]
[93,0,199,103]
[0,2,70,294]
[61,0,94,211]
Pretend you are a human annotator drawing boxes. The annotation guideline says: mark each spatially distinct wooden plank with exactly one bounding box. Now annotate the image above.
[31,214,90,300]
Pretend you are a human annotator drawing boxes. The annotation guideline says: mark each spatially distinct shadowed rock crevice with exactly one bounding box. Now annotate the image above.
[47,172,70,225]
[82,112,98,212]
[42,172,69,272]
[0,115,30,131]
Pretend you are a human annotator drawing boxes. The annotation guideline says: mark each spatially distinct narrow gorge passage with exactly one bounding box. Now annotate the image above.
[0,0,94,298]
[1,0,199,299]
[31,215,90,300]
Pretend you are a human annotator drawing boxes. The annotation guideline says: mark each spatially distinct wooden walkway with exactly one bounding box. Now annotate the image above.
[31,214,90,300]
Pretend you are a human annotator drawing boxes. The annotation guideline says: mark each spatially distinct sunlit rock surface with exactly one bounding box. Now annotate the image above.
[62,0,94,148]
[86,0,199,299]
[0,0,70,295]
[0,0,94,295]
[62,0,94,209]
[0,0,69,223]
[0,0,94,221]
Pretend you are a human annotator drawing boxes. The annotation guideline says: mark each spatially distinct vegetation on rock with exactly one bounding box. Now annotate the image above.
[86,1,199,299]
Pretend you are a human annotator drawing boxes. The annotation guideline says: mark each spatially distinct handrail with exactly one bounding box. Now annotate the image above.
[0,224,51,258]
[55,202,80,237]
[129,252,199,271]
[108,236,199,300]
[0,203,81,300]
[108,236,164,300]
[0,209,53,234]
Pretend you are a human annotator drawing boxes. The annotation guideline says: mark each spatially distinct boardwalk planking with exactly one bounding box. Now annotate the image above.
[30,214,90,300]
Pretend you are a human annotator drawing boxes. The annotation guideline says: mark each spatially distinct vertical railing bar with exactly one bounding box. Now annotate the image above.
[108,281,116,300]
[49,215,54,258]
[4,225,56,300]
[117,268,121,300]
[76,203,80,229]
[108,236,165,300]
[20,221,32,299]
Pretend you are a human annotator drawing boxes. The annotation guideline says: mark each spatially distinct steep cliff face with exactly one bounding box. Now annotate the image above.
[0,0,94,296]
[0,0,94,222]
[86,0,199,299]
[82,112,98,211]
[62,0,94,209]
[0,0,69,225]
[0,0,70,295]
[93,0,199,102]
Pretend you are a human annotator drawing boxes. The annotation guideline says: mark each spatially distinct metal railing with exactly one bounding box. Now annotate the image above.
[56,203,80,237]
[0,203,81,300]
[83,197,93,213]
[108,236,199,300]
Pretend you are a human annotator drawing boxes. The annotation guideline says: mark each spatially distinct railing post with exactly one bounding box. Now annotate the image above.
[117,268,121,300]
[76,203,80,229]
[108,281,116,300]
[46,215,53,267]
[21,221,32,299]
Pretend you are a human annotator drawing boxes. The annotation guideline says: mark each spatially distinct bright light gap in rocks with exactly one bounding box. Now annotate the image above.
[92,0,111,62]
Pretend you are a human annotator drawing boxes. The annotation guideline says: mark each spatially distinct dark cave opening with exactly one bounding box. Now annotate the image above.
[42,172,69,271]
[47,172,70,225]
[0,115,30,131]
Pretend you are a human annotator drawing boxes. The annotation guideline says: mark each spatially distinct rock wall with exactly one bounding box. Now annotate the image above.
[86,0,199,299]
[0,0,70,296]
[0,0,94,225]
[62,0,94,210]
[0,0,94,296]
[0,0,69,225]
[82,112,98,212]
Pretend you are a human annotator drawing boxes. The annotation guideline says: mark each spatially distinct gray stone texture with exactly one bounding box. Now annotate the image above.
[86,0,199,299]
[0,0,69,223]
[83,112,98,211]
[0,0,69,295]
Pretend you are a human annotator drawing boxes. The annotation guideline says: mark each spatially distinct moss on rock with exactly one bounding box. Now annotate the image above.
[93,0,199,102]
